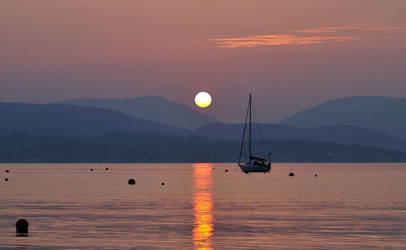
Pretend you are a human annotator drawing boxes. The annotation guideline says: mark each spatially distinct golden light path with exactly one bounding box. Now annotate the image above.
[193,163,214,250]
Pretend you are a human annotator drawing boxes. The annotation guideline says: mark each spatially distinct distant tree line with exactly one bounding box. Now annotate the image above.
[0,132,405,163]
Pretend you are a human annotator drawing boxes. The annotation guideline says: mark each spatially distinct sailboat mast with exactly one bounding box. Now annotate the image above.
[249,94,252,159]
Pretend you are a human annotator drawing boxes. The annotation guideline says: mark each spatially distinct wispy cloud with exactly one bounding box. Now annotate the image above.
[206,23,406,48]
[296,22,406,34]
[207,35,354,48]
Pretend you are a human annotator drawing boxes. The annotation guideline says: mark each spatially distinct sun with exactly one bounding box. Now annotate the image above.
[195,92,212,108]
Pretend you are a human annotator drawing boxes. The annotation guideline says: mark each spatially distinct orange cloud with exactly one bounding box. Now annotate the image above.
[206,23,406,48]
[208,34,354,48]
[295,22,406,34]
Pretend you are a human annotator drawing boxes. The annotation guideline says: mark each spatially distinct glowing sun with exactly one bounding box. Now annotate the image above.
[195,92,212,108]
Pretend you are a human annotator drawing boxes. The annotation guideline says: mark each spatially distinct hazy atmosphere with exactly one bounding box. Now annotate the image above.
[1,0,406,122]
[2,1,406,249]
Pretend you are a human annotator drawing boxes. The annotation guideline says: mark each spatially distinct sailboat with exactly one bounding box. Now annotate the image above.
[238,94,272,174]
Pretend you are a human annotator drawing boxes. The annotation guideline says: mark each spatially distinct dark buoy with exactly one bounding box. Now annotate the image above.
[5,169,9,173]
[225,169,229,172]
[5,178,8,182]
[128,178,136,185]
[105,168,109,171]
[16,218,29,236]
[161,182,165,186]
[90,168,94,172]
[314,174,318,177]
[289,172,295,177]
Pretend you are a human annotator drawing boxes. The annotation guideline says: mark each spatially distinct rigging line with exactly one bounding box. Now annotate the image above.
[252,102,267,156]
[238,98,250,164]
[249,94,252,159]
[251,100,258,154]
[250,95,256,155]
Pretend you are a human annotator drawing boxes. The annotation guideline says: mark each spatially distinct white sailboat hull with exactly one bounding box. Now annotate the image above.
[239,162,271,173]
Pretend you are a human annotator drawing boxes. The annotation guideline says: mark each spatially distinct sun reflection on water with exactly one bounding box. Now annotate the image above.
[193,163,214,250]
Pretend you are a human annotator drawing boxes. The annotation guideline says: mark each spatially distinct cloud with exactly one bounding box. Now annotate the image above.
[295,22,406,34]
[207,34,354,48]
[206,23,406,48]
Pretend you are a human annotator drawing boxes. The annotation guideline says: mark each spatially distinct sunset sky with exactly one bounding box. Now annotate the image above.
[1,0,405,122]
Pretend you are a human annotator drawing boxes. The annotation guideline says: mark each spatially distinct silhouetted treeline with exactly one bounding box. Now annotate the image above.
[1,133,406,163]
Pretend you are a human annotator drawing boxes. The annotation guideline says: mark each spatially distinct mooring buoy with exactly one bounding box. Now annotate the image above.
[128,179,136,185]
[16,218,29,235]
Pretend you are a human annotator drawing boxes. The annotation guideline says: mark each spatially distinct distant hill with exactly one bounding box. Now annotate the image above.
[280,96,406,140]
[59,96,218,129]
[0,103,189,137]
[194,123,406,152]
[1,133,405,163]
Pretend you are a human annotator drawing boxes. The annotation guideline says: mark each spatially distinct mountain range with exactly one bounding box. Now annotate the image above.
[281,96,406,140]
[0,103,188,137]
[2,101,406,151]
[60,96,217,129]
[1,95,406,162]
[194,123,406,152]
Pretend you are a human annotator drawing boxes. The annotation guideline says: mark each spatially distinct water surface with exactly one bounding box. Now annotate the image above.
[0,163,405,249]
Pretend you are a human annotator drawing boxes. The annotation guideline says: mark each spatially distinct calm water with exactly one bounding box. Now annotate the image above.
[0,163,405,249]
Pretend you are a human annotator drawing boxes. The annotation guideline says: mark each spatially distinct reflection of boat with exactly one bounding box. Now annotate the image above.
[238,94,272,174]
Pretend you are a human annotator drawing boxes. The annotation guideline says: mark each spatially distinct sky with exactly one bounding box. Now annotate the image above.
[1,0,406,123]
